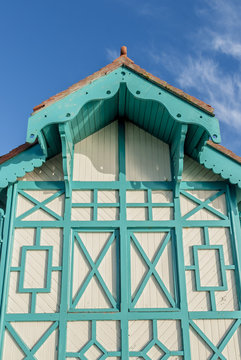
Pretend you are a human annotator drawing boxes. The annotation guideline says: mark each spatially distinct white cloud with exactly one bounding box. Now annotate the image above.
[176,56,241,129]
[212,36,241,60]
[197,0,241,59]
[151,0,241,131]
[106,48,119,62]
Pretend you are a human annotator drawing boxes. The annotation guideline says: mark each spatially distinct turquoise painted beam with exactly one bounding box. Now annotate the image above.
[171,124,188,197]
[59,123,74,198]
[0,144,46,189]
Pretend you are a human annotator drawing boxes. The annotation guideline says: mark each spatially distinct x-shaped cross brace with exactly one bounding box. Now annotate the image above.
[180,189,227,220]
[17,189,64,221]
[130,232,175,308]
[71,232,117,309]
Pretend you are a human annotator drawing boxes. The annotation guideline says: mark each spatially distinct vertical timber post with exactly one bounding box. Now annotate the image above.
[118,119,128,359]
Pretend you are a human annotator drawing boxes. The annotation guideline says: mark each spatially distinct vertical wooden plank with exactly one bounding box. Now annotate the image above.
[58,192,72,360]
[0,184,17,359]
[174,186,191,359]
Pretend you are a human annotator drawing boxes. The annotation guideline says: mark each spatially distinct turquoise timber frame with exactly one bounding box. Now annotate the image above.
[0,119,241,359]
[1,65,241,192]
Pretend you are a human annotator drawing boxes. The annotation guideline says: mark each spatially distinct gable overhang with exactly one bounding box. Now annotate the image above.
[0,144,45,189]
[199,143,241,188]
[1,62,241,197]
[26,66,221,161]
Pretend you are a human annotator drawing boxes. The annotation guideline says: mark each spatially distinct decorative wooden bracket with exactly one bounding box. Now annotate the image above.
[171,124,188,198]
[0,208,4,247]
[118,82,126,117]
[59,123,74,198]
[37,131,48,157]
[27,67,221,149]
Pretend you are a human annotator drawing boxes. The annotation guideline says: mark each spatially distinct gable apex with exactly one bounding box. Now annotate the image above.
[32,47,214,116]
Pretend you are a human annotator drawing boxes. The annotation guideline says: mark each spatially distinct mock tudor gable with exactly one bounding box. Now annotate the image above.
[0,47,241,360]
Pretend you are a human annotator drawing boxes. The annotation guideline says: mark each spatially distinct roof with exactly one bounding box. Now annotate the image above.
[0,46,240,190]
[32,47,214,115]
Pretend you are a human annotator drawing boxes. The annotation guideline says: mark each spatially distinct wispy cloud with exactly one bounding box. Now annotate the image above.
[106,48,119,62]
[149,0,241,133]
[212,36,241,60]
[176,56,241,129]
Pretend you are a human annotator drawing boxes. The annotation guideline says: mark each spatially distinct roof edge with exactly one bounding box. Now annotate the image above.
[32,54,214,116]
[207,140,241,165]
[0,141,37,166]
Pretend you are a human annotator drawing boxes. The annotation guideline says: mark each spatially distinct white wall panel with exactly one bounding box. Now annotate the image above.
[97,207,119,221]
[36,271,61,313]
[190,319,241,360]
[35,327,58,359]
[202,250,220,284]
[73,121,118,181]
[131,232,174,309]
[7,227,62,314]
[2,329,24,360]
[152,207,173,220]
[16,190,64,221]
[129,320,152,351]
[151,190,172,203]
[125,122,171,181]
[157,320,182,351]
[11,228,35,267]
[98,190,119,203]
[10,321,52,348]
[66,321,90,352]
[24,249,48,289]
[96,321,121,351]
[127,207,148,221]
[16,194,34,218]
[40,228,63,267]
[72,190,93,203]
[198,249,221,287]
[7,271,31,314]
[183,226,238,312]
[72,232,117,309]
[66,321,120,355]
[5,322,58,359]
[183,228,204,266]
[71,207,93,221]
[189,326,213,359]
[209,227,233,265]
[180,190,226,221]
[185,270,210,311]
[129,320,182,355]
[126,190,147,203]
[215,270,238,311]
[18,153,64,181]
[183,155,222,181]
[222,324,241,359]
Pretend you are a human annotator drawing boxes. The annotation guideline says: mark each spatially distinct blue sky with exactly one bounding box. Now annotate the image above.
[1,0,241,156]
